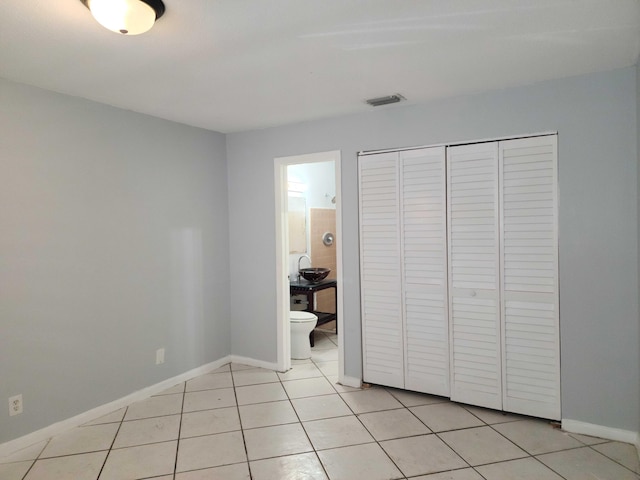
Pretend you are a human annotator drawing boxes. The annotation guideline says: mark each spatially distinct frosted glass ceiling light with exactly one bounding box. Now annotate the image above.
[80,0,165,35]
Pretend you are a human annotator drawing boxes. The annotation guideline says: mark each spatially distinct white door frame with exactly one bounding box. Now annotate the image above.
[274,150,344,380]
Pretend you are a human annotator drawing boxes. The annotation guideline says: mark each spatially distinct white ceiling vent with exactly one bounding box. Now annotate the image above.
[366,94,405,107]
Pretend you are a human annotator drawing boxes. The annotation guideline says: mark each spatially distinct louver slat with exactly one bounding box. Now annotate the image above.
[359,153,404,388]
[500,136,560,420]
[448,143,501,410]
[401,147,449,396]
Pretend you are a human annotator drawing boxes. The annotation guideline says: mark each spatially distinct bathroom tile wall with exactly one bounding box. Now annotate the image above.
[310,208,337,314]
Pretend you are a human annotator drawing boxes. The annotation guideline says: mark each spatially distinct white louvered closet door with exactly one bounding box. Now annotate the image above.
[400,147,449,396]
[500,136,560,420]
[359,152,404,388]
[448,143,502,410]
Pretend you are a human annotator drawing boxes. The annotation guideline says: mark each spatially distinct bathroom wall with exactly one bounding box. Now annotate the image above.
[227,67,639,435]
[287,161,336,279]
[0,78,231,444]
[310,208,337,314]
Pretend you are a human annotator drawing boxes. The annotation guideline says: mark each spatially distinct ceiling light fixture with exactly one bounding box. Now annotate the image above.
[366,94,405,107]
[80,0,165,35]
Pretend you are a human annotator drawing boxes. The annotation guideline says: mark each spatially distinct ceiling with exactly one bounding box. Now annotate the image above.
[1,1,639,133]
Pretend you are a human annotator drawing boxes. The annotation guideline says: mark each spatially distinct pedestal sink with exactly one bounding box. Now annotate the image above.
[298,267,330,283]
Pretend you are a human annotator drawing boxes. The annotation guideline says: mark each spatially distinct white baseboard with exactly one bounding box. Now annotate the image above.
[0,356,233,460]
[562,418,638,445]
[340,375,362,389]
[228,355,279,372]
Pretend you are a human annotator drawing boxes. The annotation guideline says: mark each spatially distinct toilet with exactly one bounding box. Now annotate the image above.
[290,311,318,359]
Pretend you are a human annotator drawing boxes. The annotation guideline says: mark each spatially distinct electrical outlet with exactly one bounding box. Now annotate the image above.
[156,348,165,365]
[9,394,23,416]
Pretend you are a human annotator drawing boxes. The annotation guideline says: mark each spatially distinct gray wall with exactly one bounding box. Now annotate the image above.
[0,79,231,443]
[637,60,640,442]
[227,67,640,431]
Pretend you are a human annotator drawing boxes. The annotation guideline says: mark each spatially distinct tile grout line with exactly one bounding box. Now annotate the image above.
[585,443,640,476]
[19,436,51,480]
[174,365,250,476]
[172,379,187,479]
[481,415,601,479]
[382,390,476,478]
[278,358,333,480]
[308,346,412,479]
[95,405,129,480]
[230,363,254,480]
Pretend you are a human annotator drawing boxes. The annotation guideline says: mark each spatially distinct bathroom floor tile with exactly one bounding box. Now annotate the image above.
[186,372,233,391]
[113,414,180,448]
[292,357,314,365]
[282,377,335,399]
[410,468,484,480]
[291,393,352,422]
[277,363,323,381]
[316,322,337,334]
[40,423,119,458]
[0,461,34,480]
[175,462,251,479]
[317,443,403,480]
[537,446,639,480]
[380,434,467,477]
[385,388,448,408]
[303,415,374,450]
[593,441,640,473]
[238,400,298,429]
[100,441,177,480]
[176,431,247,472]
[339,388,403,414]
[124,393,183,421]
[358,408,431,441]
[311,348,338,362]
[311,335,337,350]
[314,360,338,377]
[181,406,241,437]
[24,451,107,480]
[232,367,280,386]
[438,426,527,466]
[183,387,236,412]
[492,419,583,455]
[235,383,288,405]
[410,402,484,433]
[250,452,328,480]
[83,408,126,426]
[475,457,564,479]
[243,423,313,460]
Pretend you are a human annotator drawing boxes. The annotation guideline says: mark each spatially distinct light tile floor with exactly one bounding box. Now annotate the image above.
[2,328,639,480]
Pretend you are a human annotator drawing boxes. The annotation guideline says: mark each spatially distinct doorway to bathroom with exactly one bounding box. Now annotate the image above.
[274,150,344,380]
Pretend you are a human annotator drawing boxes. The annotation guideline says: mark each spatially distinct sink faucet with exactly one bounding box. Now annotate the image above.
[297,255,312,280]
